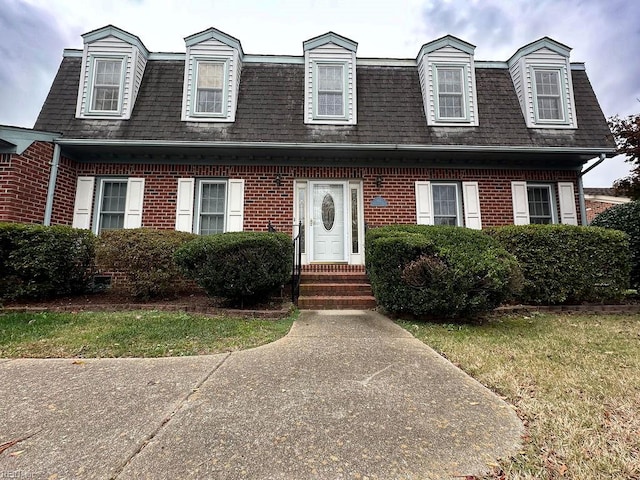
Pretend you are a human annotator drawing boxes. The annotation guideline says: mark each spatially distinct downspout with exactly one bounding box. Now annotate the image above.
[43,143,61,226]
[578,153,607,226]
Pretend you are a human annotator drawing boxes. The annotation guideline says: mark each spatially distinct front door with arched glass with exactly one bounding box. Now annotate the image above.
[309,182,347,262]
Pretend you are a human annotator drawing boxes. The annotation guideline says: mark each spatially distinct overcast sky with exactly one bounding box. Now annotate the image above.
[1,0,639,187]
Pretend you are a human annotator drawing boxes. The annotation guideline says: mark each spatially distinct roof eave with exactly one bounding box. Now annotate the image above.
[55,138,615,155]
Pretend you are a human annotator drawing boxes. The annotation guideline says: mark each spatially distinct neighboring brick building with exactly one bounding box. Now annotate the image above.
[584,187,631,224]
[0,25,615,269]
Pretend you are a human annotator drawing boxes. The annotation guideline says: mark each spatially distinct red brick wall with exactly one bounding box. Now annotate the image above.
[0,142,54,224]
[72,162,581,233]
[50,155,78,225]
[585,199,621,224]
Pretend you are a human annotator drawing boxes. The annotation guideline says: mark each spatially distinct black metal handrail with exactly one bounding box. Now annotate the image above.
[291,221,302,305]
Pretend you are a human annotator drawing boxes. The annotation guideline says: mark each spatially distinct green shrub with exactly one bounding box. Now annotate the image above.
[174,232,293,306]
[366,225,522,318]
[0,223,96,301]
[487,224,630,304]
[96,229,197,299]
[591,201,640,288]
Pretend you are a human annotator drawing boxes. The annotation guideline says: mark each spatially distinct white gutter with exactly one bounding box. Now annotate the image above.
[43,143,61,226]
[578,153,607,226]
[55,138,616,155]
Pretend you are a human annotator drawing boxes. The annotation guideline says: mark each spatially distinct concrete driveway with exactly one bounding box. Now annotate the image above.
[0,310,522,479]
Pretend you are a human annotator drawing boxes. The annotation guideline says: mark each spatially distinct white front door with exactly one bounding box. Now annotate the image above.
[310,182,347,262]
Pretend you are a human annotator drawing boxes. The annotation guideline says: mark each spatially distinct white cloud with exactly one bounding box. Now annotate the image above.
[1,0,637,186]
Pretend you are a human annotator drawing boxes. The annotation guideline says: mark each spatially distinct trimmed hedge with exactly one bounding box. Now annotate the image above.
[96,229,198,299]
[487,224,630,304]
[591,201,640,288]
[366,225,522,318]
[0,223,96,301]
[174,232,293,306]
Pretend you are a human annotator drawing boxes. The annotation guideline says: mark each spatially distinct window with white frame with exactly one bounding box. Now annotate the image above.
[90,58,124,112]
[415,181,481,229]
[317,64,345,118]
[196,180,227,234]
[72,177,144,232]
[512,181,576,225]
[436,67,465,119]
[97,179,127,232]
[534,69,563,121]
[527,184,555,224]
[432,183,461,226]
[175,178,244,234]
[195,61,225,115]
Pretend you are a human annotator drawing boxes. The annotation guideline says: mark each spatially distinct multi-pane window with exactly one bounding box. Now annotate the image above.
[296,185,306,254]
[98,180,127,232]
[432,183,460,226]
[535,70,563,121]
[527,185,554,224]
[437,67,464,119]
[91,59,122,112]
[195,62,225,114]
[317,64,344,117]
[351,187,359,254]
[198,181,226,234]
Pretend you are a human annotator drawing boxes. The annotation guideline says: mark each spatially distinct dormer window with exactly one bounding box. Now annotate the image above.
[90,58,124,113]
[436,66,466,120]
[533,68,564,122]
[303,32,357,125]
[508,37,576,129]
[417,36,478,127]
[194,60,226,115]
[317,63,346,118]
[182,27,243,123]
[76,25,149,120]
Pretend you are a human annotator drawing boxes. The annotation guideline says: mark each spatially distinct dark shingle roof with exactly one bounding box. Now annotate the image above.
[34,57,614,149]
[584,187,621,197]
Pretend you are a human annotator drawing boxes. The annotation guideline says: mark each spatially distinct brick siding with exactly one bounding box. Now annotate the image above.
[74,162,581,232]
[1,145,582,230]
[585,199,618,224]
[0,142,54,224]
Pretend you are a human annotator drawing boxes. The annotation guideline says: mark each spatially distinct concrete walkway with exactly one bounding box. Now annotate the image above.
[0,311,522,479]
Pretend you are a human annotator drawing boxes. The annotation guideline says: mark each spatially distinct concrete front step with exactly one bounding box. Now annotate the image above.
[297,295,378,310]
[300,283,373,296]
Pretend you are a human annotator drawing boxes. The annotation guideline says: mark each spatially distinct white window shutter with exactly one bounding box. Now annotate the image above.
[511,181,530,225]
[558,182,578,225]
[175,178,195,232]
[226,179,244,232]
[415,181,433,225]
[72,176,95,229]
[123,178,145,229]
[462,181,482,229]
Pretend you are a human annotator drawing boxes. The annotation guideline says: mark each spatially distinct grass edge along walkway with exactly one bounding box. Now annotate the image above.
[400,313,640,480]
[0,310,296,359]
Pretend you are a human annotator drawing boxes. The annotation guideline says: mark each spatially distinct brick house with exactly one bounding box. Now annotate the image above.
[1,25,614,272]
[584,188,631,224]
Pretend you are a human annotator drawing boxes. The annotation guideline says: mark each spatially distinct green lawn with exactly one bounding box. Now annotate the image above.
[400,313,640,479]
[0,310,295,358]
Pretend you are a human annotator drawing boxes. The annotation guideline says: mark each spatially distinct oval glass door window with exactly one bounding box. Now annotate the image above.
[322,193,335,231]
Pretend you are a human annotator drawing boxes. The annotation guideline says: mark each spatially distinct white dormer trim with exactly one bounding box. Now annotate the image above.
[303,32,357,125]
[508,37,577,129]
[416,35,479,127]
[182,28,243,123]
[75,25,149,120]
